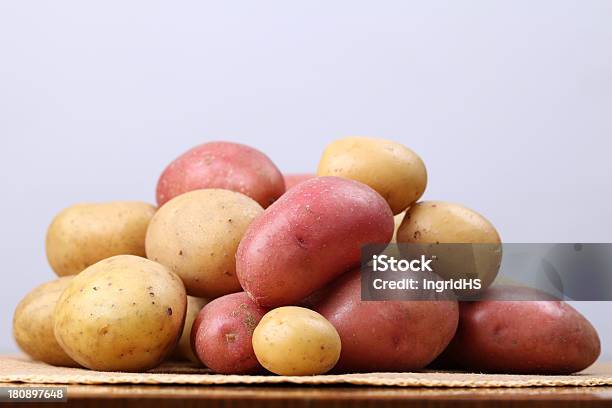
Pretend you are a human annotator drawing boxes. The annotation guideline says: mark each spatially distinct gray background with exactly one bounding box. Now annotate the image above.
[1,1,610,358]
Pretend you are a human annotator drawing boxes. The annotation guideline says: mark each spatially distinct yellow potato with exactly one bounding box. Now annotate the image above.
[317,137,427,214]
[146,189,263,298]
[13,277,79,367]
[172,296,208,363]
[391,211,406,243]
[252,306,341,376]
[54,255,186,372]
[46,201,156,276]
[397,201,500,244]
[397,201,502,291]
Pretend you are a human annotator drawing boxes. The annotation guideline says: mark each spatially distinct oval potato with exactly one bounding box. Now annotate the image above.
[156,141,285,208]
[172,296,208,362]
[316,269,459,372]
[46,201,156,276]
[236,176,394,307]
[317,137,427,214]
[13,277,79,367]
[54,255,187,372]
[146,189,263,298]
[253,306,341,376]
[437,286,601,374]
[191,292,267,374]
[397,201,501,292]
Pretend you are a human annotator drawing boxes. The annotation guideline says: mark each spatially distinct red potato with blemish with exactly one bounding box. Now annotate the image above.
[315,269,459,372]
[236,176,394,308]
[283,173,315,190]
[191,292,267,374]
[436,286,601,374]
[156,141,285,208]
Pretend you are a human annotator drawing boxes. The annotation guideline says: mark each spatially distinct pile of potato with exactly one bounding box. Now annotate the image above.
[13,138,601,375]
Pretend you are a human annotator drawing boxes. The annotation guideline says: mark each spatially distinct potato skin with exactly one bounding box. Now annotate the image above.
[13,277,79,367]
[46,201,156,276]
[191,292,267,374]
[236,176,394,307]
[315,269,459,372]
[253,306,341,376]
[317,137,427,214]
[172,296,208,363]
[156,141,285,208]
[397,201,501,291]
[283,173,315,190]
[54,255,187,372]
[397,201,501,244]
[437,287,601,374]
[146,189,263,298]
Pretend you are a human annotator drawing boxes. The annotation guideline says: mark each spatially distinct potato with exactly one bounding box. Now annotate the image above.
[54,255,187,372]
[283,173,315,190]
[315,269,459,372]
[146,189,263,298]
[391,211,405,243]
[397,201,501,292]
[156,141,285,208]
[437,286,601,374]
[397,201,500,244]
[46,201,156,276]
[13,277,79,367]
[253,306,341,376]
[317,137,427,214]
[191,292,267,374]
[172,296,208,362]
[236,176,394,307]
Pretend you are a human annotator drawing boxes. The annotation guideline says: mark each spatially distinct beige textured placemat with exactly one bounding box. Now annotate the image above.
[1,356,611,388]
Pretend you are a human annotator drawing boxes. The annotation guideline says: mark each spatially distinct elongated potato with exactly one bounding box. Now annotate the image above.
[146,189,263,298]
[46,201,156,276]
[253,307,341,376]
[437,286,601,374]
[172,296,208,362]
[13,277,79,367]
[191,292,267,374]
[316,269,459,372]
[54,255,187,372]
[156,141,285,208]
[317,137,427,214]
[236,177,394,307]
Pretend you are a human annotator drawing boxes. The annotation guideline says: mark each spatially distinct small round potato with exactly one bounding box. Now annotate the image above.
[13,277,79,367]
[252,306,341,376]
[46,201,157,276]
[146,189,263,298]
[317,137,427,214]
[172,296,208,363]
[192,292,267,374]
[54,255,187,372]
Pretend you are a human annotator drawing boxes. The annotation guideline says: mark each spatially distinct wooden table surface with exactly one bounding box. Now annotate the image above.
[4,382,612,407]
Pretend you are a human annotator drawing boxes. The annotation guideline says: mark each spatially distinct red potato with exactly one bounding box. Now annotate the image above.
[156,141,285,208]
[191,292,267,374]
[436,286,601,374]
[236,176,394,307]
[283,173,315,190]
[315,269,459,372]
